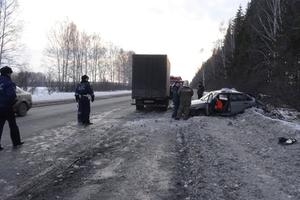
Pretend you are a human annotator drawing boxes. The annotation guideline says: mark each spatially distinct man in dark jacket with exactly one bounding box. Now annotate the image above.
[176,81,194,120]
[0,66,23,150]
[75,75,95,126]
[197,82,205,99]
[171,81,181,118]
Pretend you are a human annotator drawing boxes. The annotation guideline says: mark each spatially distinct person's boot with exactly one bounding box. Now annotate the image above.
[13,142,24,148]
[84,122,93,126]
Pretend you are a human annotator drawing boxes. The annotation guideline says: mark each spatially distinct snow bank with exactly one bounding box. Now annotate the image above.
[178,108,300,200]
[29,87,131,103]
[252,107,300,131]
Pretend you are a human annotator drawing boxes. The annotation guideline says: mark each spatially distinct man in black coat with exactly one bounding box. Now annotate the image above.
[0,66,23,150]
[171,81,181,118]
[75,75,95,126]
[197,82,205,99]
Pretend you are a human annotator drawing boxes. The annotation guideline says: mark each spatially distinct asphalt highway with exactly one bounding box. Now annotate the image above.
[1,95,131,147]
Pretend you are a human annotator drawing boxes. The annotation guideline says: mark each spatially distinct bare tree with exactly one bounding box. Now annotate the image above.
[67,22,79,86]
[256,0,282,50]
[106,43,119,82]
[80,31,90,76]
[89,34,106,82]
[46,20,79,90]
[98,45,107,82]
[253,0,284,82]
[0,0,22,66]
[45,20,133,91]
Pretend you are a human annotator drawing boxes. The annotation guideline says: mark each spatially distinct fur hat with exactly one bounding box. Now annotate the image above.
[0,66,13,75]
[81,75,89,80]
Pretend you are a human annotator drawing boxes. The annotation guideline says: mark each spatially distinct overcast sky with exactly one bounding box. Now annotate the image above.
[19,0,249,81]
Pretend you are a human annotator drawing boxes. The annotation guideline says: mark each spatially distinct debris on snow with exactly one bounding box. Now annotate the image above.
[278,137,297,145]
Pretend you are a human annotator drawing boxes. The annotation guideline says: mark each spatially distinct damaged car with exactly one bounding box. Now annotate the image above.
[190,88,256,116]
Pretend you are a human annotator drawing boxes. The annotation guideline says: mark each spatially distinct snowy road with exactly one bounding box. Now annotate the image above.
[1,95,131,145]
[0,101,299,200]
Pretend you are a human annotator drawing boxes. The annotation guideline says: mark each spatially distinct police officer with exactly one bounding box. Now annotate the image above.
[176,80,194,120]
[75,75,94,126]
[0,66,23,150]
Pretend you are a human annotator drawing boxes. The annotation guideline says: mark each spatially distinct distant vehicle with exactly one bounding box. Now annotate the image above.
[190,88,256,116]
[14,87,32,116]
[131,54,170,110]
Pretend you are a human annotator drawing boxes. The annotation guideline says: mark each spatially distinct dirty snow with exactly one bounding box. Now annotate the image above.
[179,108,300,200]
[253,107,300,131]
[91,158,124,180]
[1,104,300,200]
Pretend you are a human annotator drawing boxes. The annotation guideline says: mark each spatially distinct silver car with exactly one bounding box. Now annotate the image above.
[190,88,256,116]
[14,87,32,116]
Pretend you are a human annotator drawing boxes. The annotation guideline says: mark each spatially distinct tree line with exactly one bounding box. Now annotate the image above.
[45,20,134,92]
[191,0,300,110]
[0,0,23,67]
[0,1,133,92]
[11,69,131,94]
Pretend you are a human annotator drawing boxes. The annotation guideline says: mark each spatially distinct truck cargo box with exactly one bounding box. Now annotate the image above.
[132,54,170,110]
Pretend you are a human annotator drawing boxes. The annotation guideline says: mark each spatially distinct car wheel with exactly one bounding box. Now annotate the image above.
[136,105,144,110]
[17,102,28,116]
[205,104,210,116]
[190,109,196,116]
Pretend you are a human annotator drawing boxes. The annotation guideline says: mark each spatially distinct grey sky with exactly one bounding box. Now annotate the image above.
[19,0,249,81]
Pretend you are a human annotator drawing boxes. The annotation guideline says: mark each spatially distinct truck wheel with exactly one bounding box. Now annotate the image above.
[205,104,210,116]
[164,99,169,110]
[17,102,28,116]
[161,105,168,111]
[136,105,144,110]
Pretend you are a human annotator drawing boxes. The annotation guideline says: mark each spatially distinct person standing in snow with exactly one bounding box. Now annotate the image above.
[197,82,205,99]
[75,75,95,126]
[171,81,181,118]
[0,66,24,150]
[176,81,194,120]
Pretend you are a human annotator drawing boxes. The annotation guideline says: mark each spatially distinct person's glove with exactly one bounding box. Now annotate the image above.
[75,95,79,102]
[91,95,94,102]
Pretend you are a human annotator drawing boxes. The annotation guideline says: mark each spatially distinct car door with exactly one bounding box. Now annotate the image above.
[204,92,214,115]
[240,94,255,109]
[230,93,254,114]
[219,93,230,113]
[229,93,246,114]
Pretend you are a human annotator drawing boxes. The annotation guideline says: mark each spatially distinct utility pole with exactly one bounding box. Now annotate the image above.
[202,64,205,88]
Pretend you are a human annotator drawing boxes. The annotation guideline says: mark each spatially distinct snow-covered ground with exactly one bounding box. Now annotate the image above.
[28,87,131,103]
[1,102,300,199]
[177,107,300,200]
